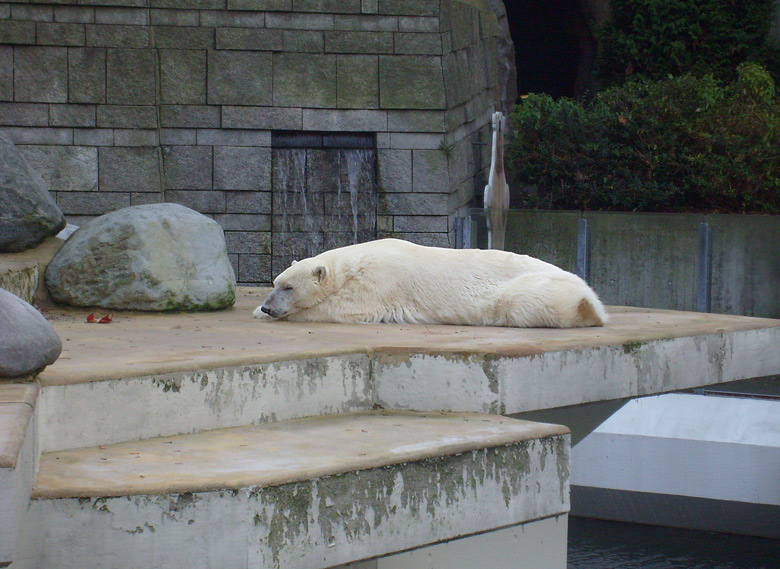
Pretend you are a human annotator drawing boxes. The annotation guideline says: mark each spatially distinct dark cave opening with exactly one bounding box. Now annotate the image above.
[505,0,599,99]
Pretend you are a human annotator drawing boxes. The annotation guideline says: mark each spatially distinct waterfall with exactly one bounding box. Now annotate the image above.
[271,133,377,277]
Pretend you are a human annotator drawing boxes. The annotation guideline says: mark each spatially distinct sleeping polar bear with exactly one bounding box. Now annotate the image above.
[254,239,608,328]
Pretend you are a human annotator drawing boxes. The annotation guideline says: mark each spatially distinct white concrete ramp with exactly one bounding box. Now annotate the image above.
[17,412,569,569]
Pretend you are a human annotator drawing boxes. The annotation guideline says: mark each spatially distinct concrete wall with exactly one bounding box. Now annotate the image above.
[498,210,780,318]
[0,0,503,285]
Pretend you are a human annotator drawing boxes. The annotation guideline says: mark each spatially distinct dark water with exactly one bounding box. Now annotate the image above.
[568,518,780,569]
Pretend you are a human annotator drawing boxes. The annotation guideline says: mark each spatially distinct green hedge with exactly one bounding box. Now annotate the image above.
[505,65,780,213]
[596,0,780,86]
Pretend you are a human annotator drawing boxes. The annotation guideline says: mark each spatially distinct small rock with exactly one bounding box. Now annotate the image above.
[45,203,236,311]
[0,132,66,253]
[0,288,62,378]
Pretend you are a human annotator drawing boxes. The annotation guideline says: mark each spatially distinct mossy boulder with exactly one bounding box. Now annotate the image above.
[45,204,236,311]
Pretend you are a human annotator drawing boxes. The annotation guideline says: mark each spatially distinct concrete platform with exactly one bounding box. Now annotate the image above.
[32,288,780,452]
[18,411,569,569]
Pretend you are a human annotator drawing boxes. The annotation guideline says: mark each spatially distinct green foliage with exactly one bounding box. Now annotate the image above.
[596,0,780,86]
[506,69,780,213]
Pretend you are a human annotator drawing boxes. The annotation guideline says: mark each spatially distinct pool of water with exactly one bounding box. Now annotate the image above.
[568,518,780,569]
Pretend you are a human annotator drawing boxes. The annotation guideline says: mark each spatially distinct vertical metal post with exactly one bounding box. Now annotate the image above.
[454,216,473,249]
[576,218,591,281]
[697,222,713,313]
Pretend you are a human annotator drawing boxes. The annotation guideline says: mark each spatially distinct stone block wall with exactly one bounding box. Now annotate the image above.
[0,0,502,285]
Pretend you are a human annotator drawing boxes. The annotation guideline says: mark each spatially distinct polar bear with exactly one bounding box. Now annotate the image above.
[254,239,608,328]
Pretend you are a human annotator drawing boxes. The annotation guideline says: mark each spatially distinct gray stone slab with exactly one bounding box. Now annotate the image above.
[0,103,49,127]
[379,55,445,109]
[282,29,324,52]
[412,148,449,193]
[10,4,52,22]
[212,213,271,232]
[113,129,159,147]
[53,7,96,24]
[160,105,220,128]
[86,24,150,48]
[68,48,106,104]
[130,191,164,206]
[334,14,397,31]
[200,10,265,27]
[324,30,392,53]
[196,129,270,147]
[302,109,386,131]
[265,12,334,29]
[159,128,197,145]
[106,49,156,105]
[208,51,272,106]
[215,27,282,50]
[94,7,149,25]
[0,21,35,44]
[224,230,271,254]
[272,53,337,108]
[160,49,207,105]
[14,47,68,103]
[0,47,12,101]
[165,190,226,214]
[393,215,448,233]
[337,54,379,109]
[389,132,442,149]
[36,22,86,46]
[379,192,447,215]
[152,26,215,48]
[99,146,162,193]
[387,110,446,133]
[149,9,199,26]
[161,145,212,190]
[214,146,271,191]
[377,0,439,16]
[295,0,361,12]
[96,105,158,129]
[227,0,291,9]
[393,31,442,55]
[226,191,272,214]
[377,148,411,192]
[237,253,272,283]
[18,145,98,193]
[73,129,114,146]
[399,16,439,32]
[1,128,73,146]
[49,104,96,127]
[56,191,130,216]
[222,106,302,130]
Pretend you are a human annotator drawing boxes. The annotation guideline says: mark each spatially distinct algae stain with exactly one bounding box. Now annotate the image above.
[622,341,644,356]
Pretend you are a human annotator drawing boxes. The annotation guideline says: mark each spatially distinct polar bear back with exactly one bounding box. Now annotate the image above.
[274,239,608,328]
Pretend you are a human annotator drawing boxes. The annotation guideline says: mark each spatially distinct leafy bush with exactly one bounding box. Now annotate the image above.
[506,68,780,213]
[595,0,780,87]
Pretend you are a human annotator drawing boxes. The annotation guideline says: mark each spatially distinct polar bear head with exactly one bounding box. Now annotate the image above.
[257,258,330,319]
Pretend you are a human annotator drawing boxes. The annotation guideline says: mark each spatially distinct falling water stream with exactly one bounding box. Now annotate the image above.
[271,132,377,277]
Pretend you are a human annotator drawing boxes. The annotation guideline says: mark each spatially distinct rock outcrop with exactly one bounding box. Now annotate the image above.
[45,204,236,311]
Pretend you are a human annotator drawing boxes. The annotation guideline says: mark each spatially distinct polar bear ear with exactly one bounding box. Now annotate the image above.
[291,260,297,265]
[313,265,327,283]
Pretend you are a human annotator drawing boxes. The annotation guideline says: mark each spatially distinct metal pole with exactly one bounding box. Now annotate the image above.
[697,222,713,312]
[576,218,591,281]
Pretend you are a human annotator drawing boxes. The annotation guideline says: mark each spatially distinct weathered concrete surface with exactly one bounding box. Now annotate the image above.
[0,236,63,305]
[20,412,569,569]
[32,288,780,451]
[0,382,38,567]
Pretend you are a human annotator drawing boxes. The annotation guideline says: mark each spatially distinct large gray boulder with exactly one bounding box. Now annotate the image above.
[45,204,236,311]
[0,132,66,253]
[0,288,61,377]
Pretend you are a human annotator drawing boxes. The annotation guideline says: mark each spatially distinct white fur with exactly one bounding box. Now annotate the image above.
[254,239,609,328]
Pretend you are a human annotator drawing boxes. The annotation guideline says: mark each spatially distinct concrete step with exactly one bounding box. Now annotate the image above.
[35,289,780,454]
[15,411,570,569]
[0,382,37,567]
